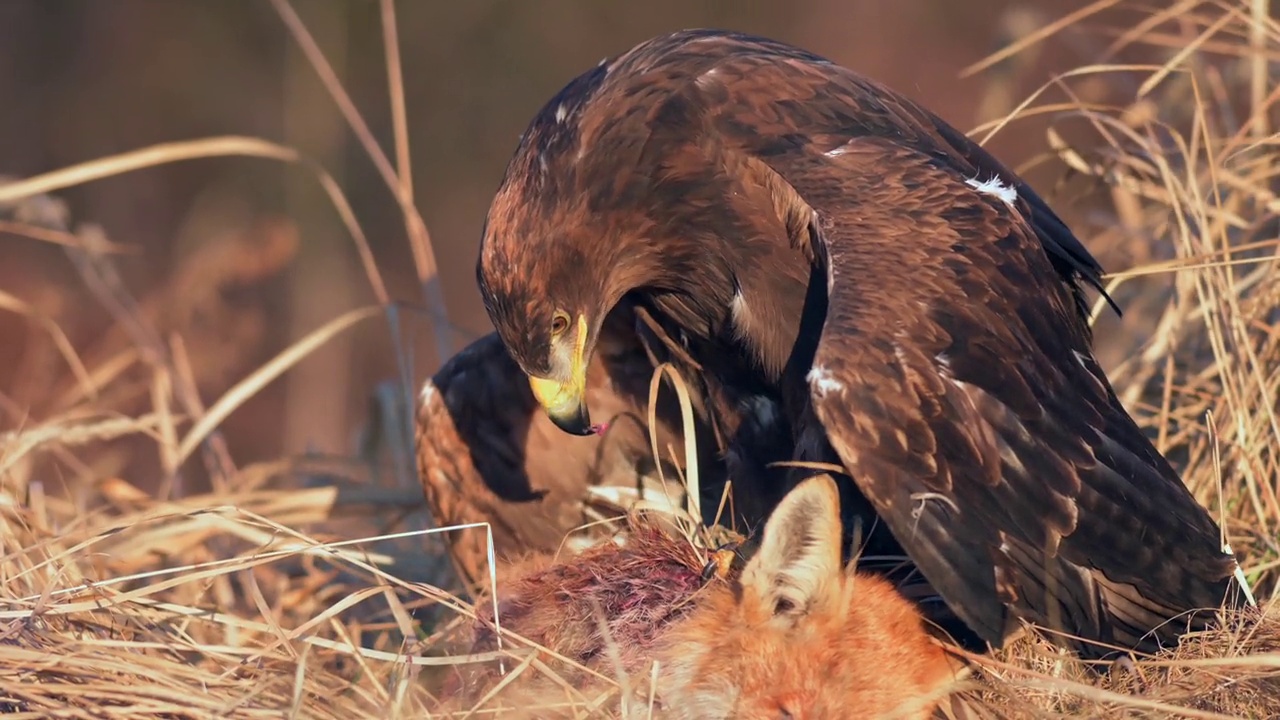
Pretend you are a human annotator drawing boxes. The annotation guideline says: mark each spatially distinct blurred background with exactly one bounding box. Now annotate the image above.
[0,1,1170,497]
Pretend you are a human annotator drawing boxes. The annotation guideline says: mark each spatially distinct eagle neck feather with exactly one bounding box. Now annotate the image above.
[603,232,737,342]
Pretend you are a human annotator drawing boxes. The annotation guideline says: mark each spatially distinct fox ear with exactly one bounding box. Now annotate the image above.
[741,474,843,621]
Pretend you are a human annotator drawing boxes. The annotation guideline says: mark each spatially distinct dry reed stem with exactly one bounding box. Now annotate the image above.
[267,0,454,367]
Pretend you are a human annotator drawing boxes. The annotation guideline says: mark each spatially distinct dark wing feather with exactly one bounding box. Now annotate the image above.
[686,48,1237,656]
[787,139,1233,655]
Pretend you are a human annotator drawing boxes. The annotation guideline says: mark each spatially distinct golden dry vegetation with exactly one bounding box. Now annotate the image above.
[2,1,1279,718]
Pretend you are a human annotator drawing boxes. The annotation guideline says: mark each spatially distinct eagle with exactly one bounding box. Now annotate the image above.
[416,298,795,593]
[473,29,1242,658]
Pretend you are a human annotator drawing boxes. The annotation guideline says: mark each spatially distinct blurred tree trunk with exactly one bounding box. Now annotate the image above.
[282,2,356,457]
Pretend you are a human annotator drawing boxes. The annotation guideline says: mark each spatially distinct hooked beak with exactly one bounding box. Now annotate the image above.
[528,315,594,436]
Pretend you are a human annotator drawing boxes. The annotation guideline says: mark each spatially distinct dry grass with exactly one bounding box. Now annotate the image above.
[1,0,1279,718]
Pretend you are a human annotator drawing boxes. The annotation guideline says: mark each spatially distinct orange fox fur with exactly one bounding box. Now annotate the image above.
[451,474,960,719]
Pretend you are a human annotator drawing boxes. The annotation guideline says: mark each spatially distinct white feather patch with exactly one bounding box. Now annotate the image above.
[730,289,750,328]
[419,379,437,407]
[807,365,844,397]
[965,174,1017,208]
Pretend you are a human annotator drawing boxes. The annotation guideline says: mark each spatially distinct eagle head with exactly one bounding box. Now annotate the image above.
[475,43,726,437]
[477,208,607,436]
[476,111,640,439]
[474,56,633,437]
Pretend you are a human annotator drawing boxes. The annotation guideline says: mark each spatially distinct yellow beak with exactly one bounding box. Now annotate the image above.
[528,315,593,436]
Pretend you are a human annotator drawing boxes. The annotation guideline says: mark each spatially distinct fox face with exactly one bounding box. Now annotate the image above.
[650,475,960,720]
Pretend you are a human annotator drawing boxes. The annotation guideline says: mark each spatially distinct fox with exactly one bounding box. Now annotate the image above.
[449,474,962,719]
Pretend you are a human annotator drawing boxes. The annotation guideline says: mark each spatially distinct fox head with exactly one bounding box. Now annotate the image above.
[652,474,960,719]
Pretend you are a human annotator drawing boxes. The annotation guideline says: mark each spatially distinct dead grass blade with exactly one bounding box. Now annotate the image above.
[0,288,96,402]
[0,135,388,306]
[176,305,383,464]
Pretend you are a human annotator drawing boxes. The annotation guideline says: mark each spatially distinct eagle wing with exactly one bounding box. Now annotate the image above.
[798,141,1237,653]
[691,49,1237,655]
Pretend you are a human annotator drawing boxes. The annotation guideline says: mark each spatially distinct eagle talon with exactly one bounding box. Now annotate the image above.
[701,542,742,581]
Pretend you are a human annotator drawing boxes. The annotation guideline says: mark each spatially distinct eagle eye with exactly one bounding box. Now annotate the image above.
[550,311,571,337]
